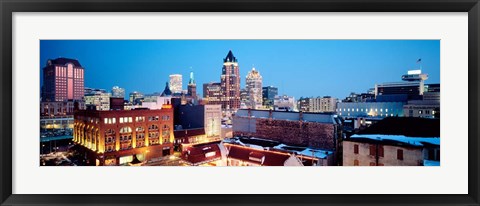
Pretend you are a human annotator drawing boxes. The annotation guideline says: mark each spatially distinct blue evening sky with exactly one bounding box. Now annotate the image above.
[40,40,440,99]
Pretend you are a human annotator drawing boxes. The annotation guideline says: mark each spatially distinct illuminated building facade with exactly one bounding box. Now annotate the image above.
[245,67,263,109]
[203,82,222,105]
[169,74,183,94]
[129,91,144,105]
[111,86,125,99]
[84,88,111,111]
[218,50,241,110]
[73,105,174,166]
[42,58,84,102]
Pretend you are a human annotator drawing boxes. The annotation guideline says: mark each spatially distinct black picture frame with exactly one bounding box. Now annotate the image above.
[1,0,479,205]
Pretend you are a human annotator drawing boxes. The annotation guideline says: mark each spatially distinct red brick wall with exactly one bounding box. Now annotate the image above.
[233,117,337,150]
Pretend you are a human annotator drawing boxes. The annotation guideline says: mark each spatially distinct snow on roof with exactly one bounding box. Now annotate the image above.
[272,144,332,159]
[350,134,440,146]
[423,160,440,166]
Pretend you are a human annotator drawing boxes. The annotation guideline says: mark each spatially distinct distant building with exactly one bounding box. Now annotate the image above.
[187,72,197,100]
[274,95,296,111]
[218,50,241,111]
[298,96,337,113]
[239,89,249,109]
[262,86,278,109]
[40,100,85,116]
[342,92,375,103]
[84,88,111,111]
[245,67,263,109]
[111,86,125,99]
[204,105,222,139]
[129,91,144,105]
[42,58,84,101]
[225,144,303,166]
[403,100,440,118]
[73,104,174,166]
[343,117,440,166]
[203,82,222,105]
[169,74,183,94]
[336,102,405,118]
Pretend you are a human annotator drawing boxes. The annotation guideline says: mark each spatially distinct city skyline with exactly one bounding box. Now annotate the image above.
[40,40,440,99]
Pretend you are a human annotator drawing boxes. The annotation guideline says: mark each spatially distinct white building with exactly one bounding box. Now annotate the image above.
[169,74,183,94]
[84,89,111,111]
[299,96,337,113]
[245,67,263,109]
[274,95,297,111]
[111,86,125,99]
[141,96,172,110]
[204,105,222,139]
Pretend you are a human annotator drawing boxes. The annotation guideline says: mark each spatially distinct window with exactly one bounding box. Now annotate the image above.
[397,149,404,160]
[378,146,384,157]
[354,144,359,154]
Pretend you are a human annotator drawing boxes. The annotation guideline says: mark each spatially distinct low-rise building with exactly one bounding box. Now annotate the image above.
[343,117,440,166]
[73,104,174,166]
[181,141,227,166]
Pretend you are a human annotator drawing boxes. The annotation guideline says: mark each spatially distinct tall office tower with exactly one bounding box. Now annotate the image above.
[42,58,84,101]
[187,71,197,99]
[245,67,263,109]
[169,74,183,94]
[111,86,125,99]
[262,86,278,109]
[220,50,241,110]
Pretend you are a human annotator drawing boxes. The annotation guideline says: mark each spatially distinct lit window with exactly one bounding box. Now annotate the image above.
[385,109,388,112]
[129,117,132,122]
[380,109,383,112]
[112,118,116,124]
[104,118,108,124]
[120,118,123,123]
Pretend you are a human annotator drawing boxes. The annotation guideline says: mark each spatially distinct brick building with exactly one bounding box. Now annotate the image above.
[73,104,174,166]
[232,109,342,151]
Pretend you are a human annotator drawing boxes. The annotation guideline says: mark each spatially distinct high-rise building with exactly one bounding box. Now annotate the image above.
[187,71,197,99]
[262,86,278,109]
[245,67,263,109]
[42,58,84,101]
[220,50,241,110]
[111,86,125,99]
[203,82,222,105]
[169,74,183,94]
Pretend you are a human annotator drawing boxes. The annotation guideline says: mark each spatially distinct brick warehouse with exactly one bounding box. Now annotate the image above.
[232,109,342,151]
[73,102,174,166]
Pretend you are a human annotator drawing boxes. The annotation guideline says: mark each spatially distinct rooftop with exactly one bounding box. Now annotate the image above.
[235,109,340,124]
[348,134,439,148]
[47,57,82,67]
[357,117,440,137]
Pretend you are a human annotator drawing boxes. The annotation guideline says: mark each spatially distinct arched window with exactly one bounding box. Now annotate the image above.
[148,124,159,130]
[162,125,170,143]
[136,127,144,132]
[120,127,132,133]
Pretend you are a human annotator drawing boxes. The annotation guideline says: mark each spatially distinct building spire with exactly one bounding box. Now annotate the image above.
[189,71,195,85]
[223,50,237,63]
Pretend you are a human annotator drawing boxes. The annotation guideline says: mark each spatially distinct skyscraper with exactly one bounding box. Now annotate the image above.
[245,67,263,109]
[111,86,125,99]
[262,86,278,109]
[42,58,84,101]
[187,71,197,99]
[169,74,183,94]
[220,50,241,110]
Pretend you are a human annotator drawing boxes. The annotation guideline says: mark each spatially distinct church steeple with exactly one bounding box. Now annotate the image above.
[223,50,237,63]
